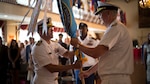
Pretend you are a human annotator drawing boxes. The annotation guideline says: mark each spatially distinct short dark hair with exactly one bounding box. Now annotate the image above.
[59,33,63,37]
[79,22,88,29]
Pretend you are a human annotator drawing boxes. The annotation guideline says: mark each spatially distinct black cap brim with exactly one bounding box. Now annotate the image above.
[94,7,107,15]
[94,2,119,15]
[37,17,54,28]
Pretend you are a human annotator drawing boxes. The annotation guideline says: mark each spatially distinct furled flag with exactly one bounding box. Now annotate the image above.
[17,0,36,31]
[42,0,52,35]
[57,0,77,38]
[57,1,85,83]
[57,0,87,60]
[91,0,95,12]
[27,0,42,35]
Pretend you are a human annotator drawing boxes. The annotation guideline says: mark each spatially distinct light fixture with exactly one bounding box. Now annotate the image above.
[3,15,8,18]
[139,0,150,8]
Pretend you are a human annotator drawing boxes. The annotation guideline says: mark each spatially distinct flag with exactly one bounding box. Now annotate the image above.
[101,0,106,2]
[17,0,36,31]
[75,49,88,63]
[57,0,77,38]
[57,0,87,59]
[28,0,42,35]
[57,0,86,59]
[57,1,85,83]
[90,0,95,12]
[93,0,101,12]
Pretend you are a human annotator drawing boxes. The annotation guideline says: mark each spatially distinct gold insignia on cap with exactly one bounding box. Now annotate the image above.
[38,17,54,28]
[47,18,53,27]
[97,7,106,12]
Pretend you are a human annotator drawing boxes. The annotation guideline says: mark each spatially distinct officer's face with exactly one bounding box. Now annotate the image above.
[39,26,54,39]
[98,10,107,23]
[79,27,88,37]
[47,27,54,38]
[98,10,112,26]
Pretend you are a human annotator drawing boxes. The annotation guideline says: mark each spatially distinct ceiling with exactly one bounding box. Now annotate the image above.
[2,0,132,32]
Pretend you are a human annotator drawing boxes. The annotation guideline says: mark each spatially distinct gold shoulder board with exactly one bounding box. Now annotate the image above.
[36,40,42,46]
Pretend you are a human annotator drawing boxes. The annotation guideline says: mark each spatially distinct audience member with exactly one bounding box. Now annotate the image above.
[8,39,21,84]
[0,36,9,84]
[26,37,35,63]
[58,33,70,78]
[24,40,29,47]
[20,42,28,83]
[26,37,35,84]
[20,43,26,64]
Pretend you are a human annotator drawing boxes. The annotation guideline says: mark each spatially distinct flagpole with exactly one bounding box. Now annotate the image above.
[76,49,85,84]
[57,0,84,83]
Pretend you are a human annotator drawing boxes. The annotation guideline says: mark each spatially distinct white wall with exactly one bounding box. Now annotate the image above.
[109,0,150,45]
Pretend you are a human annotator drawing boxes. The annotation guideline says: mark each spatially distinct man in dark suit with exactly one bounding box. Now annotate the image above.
[58,34,69,76]
[26,37,35,83]
[26,37,35,63]
[58,34,69,50]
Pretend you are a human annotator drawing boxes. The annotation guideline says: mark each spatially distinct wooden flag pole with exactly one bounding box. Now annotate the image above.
[80,65,85,84]
[76,49,85,84]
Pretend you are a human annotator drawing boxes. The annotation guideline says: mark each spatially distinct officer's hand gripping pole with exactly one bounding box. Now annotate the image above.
[75,49,85,84]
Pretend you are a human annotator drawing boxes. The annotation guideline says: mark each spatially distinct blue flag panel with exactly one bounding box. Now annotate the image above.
[57,0,77,38]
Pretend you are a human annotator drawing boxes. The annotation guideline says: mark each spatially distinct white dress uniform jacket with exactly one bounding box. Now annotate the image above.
[32,38,67,84]
[98,20,134,76]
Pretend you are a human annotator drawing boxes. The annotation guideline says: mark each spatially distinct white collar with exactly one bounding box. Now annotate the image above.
[108,19,117,28]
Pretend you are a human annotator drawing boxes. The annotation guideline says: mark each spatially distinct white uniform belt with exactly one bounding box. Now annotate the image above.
[82,66,92,70]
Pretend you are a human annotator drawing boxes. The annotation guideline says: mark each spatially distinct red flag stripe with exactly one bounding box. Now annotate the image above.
[19,25,64,32]
[53,27,64,32]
